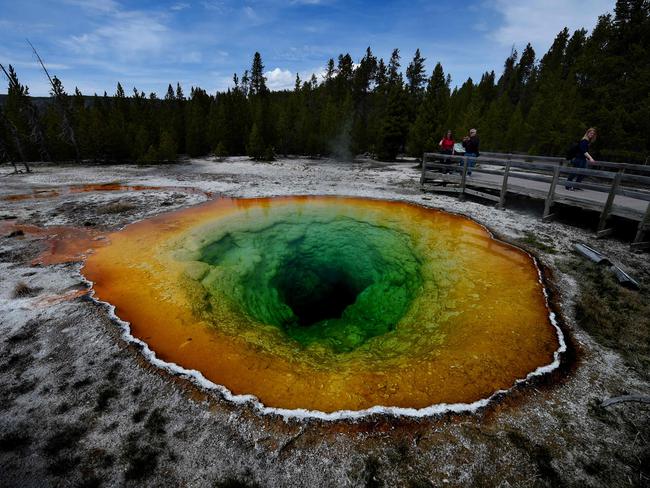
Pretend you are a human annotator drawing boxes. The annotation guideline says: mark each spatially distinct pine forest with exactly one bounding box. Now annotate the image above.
[1,1,648,166]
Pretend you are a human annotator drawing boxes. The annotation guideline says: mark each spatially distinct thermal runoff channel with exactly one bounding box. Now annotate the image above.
[83,196,561,413]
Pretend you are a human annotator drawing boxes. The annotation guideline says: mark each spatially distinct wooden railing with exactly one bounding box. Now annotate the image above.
[421,151,650,250]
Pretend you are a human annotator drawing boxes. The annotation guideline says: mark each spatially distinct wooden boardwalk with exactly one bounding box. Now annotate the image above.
[421,151,650,250]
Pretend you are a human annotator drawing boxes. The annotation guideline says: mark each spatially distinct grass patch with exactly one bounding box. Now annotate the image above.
[122,432,162,481]
[77,475,103,488]
[132,409,148,423]
[144,408,168,435]
[506,430,564,487]
[47,455,81,476]
[362,456,383,488]
[517,231,557,254]
[561,258,650,379]
[72,377,93,389]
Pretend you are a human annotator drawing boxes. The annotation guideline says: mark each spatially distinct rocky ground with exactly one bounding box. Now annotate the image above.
[0,157,648,487]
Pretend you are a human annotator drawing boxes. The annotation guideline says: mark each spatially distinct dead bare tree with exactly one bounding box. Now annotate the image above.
[0,104,30,174]
[27,39,80,162]
[0,62,50,164]
[0,116,21,174]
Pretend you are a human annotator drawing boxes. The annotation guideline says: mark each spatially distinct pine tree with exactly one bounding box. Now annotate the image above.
[407,62,450,157]
[250,52,267,95]
[158,130,177,161]
[1,64,32,165]
[406,49,426,96]
[214,141,228,160]
[377,85,408,160]
[387,49,403,86]
[247,123,265,159]
[165,84,175,101]
[324,58,335,84]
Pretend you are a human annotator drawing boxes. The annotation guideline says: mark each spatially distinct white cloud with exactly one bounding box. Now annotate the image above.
[290,0,329,4]
[265,67,295,90]
[62,0,120,13]
[170,2,190,11]
[263,66,328,91]
[242,5,266,25]
[181,51,203,63]
[491,0,615,51]
[64,9,168,61]
[201,0,229,12]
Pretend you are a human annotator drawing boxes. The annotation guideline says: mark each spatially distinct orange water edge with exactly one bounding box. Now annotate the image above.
[81,196,560,413]
[1,183,213,202]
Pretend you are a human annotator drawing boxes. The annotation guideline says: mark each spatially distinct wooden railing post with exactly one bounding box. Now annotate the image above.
[632,202,650,251]
[597,170,623,237]
[459,156,469,200]
[420,153,426,189]
[497,159,511,209]
[543,166,560,221]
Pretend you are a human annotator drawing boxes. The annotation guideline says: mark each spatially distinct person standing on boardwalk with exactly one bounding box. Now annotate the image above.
[438,130,455,173]
[461,128,479,176]
[566,128,597,191]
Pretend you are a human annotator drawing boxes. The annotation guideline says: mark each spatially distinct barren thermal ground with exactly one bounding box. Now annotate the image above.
[1,157,649,487]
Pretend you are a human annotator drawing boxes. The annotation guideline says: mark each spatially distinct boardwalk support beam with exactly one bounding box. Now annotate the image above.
[458,156,469,200]
[543,166,560,221]
[597,171,623,238]
[631,202,650,251]
[497,159,511,209]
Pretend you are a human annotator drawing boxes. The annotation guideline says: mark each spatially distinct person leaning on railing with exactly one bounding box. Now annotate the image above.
[461,128,480,176]
[566,127,597,191]
[438,130,455,174]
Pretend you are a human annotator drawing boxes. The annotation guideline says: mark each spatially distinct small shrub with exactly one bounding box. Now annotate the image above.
[95,386,119,412]
[12,282,41,298]
[97,202,136,214]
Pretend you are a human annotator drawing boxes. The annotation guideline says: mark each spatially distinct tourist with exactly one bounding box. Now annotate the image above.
[566,127,597,191]
[438,130,455,173]
[461,128,480,176]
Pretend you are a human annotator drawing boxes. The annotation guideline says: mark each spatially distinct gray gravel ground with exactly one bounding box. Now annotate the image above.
[0,157,648,487]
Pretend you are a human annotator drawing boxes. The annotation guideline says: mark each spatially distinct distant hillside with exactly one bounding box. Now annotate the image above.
[0,94,102,108]
[0,94,55,108]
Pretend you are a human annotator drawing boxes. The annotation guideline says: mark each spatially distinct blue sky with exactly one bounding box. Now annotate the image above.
[0,0,614,97]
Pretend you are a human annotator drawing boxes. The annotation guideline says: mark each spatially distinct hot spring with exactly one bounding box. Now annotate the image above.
[82,196,563,415]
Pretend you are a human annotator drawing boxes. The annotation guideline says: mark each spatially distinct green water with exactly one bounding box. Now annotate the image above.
[196,216,423,353]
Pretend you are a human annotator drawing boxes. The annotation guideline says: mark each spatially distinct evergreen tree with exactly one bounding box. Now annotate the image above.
[250,52,267,95]
[214,141,228,160]
[247,123,265,159]
[408,62,450,157]
[158,130,177,161]
[406,49,426,96]
[3,2,648,165]
[377,85,408,160]
[387,49,403,86]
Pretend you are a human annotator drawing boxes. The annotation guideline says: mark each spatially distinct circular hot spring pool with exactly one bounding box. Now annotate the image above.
[83,196,564,417]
